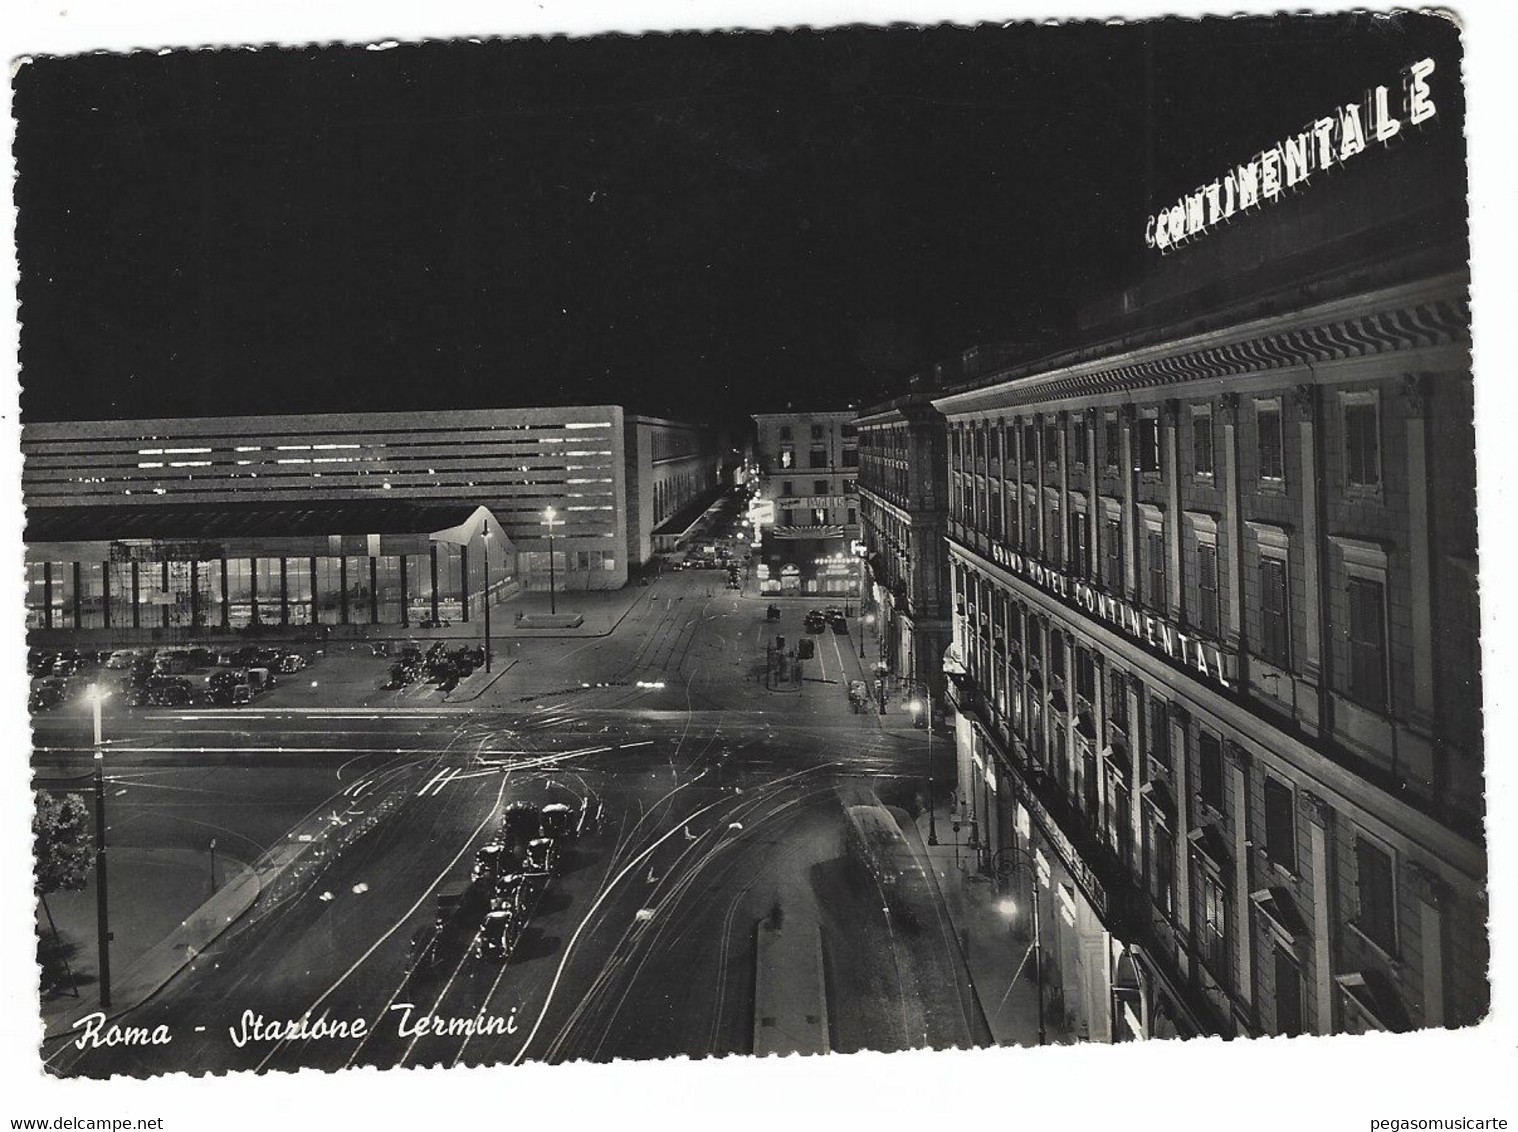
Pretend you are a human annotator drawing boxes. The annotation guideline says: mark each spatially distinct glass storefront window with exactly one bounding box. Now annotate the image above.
[346,555,373,624]
[407,553,433,623]
[286,558,312,624]
[375,555,404,623]
[107,562,136,629]
[226,558,253,629]
[50,562,74,629]
[194,559,222,628]
[78,562,105,629]
[26,563,47,629]
[314,557,342,622]
[436,544,463,621]
[255,558,283,624]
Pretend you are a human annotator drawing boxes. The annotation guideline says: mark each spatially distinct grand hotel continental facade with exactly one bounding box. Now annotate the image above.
[932,58,1484,1042]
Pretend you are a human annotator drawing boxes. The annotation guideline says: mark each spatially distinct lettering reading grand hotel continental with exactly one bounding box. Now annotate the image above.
[989,543,1232,690]
[1145,57,1438,251]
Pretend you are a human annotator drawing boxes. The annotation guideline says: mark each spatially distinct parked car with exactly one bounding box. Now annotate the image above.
[104,649,138,670]
[418,617,452,629]
[824,607,846,627]
[804,610,827,633]
[148,681,193,707]
[384,662,417,690]
[29,681,65,712]
[796,638,815,660]
[277,652,307,673]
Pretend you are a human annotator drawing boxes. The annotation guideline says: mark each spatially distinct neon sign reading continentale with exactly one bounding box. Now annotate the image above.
[1145,57,1438,252]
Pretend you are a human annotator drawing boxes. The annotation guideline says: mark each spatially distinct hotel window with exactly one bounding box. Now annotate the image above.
[1104,417,1120,471]
[841,424,857,438]
[1192,409,1214,476]
[1044,424,1060,467]
[1104,518,1123,590]
[810,424,824,440]
[1109,669,1129,729]
[1274,948,1304,1037]
[1022,424,1037,463]
[1354,836,1398,955]
[782,480,794,496]
[1072,419,1088,467]
[779,446,794,469]
[1197,542,1220,638]
[1146,531,1166,609]
[1198,731,1225,812]
[1135,414,1161,474]
[780,426,793,440]
[812,507,828,525]
[1026,498,1039,553]
[1070,511,1089,577]
[1263,776,1297,874]
[781,509,795,526]
[1047,501,1062,563]
[1259,556,1290,667]
[1257,400,1285,482]
[1344,394,1382,489]
[1348,576,1389,712]
[1198,872,1227,975]
[847,507,857,526]
[809,447,827,469]
[1144,810,1175,917]
[1148,695,1170,772]
[989,428,1001,462]
[813,479,828,494]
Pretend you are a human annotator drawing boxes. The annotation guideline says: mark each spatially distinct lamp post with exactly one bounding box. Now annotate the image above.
[860,612,874,660]
[907,697,938,846]
[89,685,112,1010]
[481,526,493,673]
[542,507,561,616]
[992,846,1046,1046]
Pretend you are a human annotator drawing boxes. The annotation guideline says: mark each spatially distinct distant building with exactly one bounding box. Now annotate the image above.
[933,61,1483,1043]
[750,409,861,596]
[855,391,950,709]
[22,405,719,635]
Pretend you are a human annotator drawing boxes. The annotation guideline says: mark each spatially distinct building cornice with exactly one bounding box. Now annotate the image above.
[932,274,1470,419]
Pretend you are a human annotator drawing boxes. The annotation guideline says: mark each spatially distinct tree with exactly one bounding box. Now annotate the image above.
[34,790,93,998]
[34,790,92,897]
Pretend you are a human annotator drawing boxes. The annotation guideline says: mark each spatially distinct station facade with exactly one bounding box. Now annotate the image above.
[22,404,721,632]
[932,53,1484,1041]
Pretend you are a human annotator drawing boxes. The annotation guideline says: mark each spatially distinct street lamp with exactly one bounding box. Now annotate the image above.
[88,684,112,1009]
[992,846,1047,1046]
[542,507,562,616]
[906,697,938,846]
[481,526,494,673]
[860,612,874,660]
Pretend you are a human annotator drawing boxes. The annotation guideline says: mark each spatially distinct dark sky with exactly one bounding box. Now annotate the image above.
[13,13,1462,432]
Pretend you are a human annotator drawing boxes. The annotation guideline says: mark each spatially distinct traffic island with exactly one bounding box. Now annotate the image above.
[752,908,830,1056]
[514,613,585,630]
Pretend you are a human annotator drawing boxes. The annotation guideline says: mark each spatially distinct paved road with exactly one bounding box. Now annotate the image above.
[33,570,985,1076]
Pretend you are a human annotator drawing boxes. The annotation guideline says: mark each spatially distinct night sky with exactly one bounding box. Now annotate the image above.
[13,13,1462,432]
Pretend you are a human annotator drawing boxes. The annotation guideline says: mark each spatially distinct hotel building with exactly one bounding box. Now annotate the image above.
[933,57,1484,1041]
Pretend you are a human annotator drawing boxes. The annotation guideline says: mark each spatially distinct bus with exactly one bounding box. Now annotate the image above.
[843,804,921,891]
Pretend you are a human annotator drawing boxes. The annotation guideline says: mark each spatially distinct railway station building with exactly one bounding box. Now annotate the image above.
[22,404,720,637]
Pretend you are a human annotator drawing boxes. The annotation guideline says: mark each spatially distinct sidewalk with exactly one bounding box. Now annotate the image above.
[911,804,1073,1048]
[39,847,259,1039]
[497,583,654,638]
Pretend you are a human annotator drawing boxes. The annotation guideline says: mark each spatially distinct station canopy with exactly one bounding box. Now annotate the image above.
[24,499,511,549]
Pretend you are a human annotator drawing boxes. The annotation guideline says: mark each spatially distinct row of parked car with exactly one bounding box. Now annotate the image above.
[26,644,313,712]
[383,643,487,692]
[410,799,593,972]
